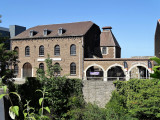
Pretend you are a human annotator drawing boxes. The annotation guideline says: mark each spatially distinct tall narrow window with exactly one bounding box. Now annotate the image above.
[102,47,107,54]
[54,45,60,56]
[54,63,61,75]
[14,64,18,75]
[39,63,44,70]
[70,62,76,75]
[39,45,44,56]
[14,47,19,57]
[70,44,76,55]
[25,46,30,56]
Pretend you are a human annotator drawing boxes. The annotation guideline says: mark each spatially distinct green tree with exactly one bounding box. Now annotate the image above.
[0,43,18,83]
[150,57,160,79]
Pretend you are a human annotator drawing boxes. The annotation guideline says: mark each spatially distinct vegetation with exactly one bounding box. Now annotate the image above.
[1,55,160,119]
[106,79,160,120]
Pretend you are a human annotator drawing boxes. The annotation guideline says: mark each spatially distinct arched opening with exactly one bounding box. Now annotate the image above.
[107,66,125,81]
[39,63,44,71]
[14,46,19,57]
[70,44,76,55]
[54,63,61,76]
[39,45,44,56]
[129,66,149,79]
[54,45,60,56]
[23,62,32,78]
[86,66,104,80]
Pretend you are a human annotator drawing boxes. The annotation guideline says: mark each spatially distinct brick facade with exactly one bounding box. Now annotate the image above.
[11,21,153,80]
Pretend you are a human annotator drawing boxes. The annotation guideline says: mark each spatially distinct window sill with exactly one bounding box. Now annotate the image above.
[39,55,44,57]
[70,74,76,76]
[54,55,60,56]
[25,55,30,57]
[71,54,76,56]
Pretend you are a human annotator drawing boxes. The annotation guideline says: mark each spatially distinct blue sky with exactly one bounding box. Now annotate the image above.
[0,0,159,58]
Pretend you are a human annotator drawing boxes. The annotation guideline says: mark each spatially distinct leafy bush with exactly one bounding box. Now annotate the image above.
[108,79,160,120]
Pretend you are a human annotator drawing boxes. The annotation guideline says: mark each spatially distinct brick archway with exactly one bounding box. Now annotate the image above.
[128,64,150,79]
[84,64,105,80]
[106,64,126,81]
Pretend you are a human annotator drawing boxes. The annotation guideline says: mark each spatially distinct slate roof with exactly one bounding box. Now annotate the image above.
[12,21,94,39]
[100,30,121,48]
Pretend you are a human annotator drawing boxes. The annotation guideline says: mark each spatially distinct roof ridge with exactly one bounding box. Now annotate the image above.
[36,21,93,27]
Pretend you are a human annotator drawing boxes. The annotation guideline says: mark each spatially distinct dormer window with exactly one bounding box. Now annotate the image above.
[58,27,65,35]
[29,30,37,37]
[43,29,51,36]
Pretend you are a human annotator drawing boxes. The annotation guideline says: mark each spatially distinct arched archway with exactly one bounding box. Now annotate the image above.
[107,64,126,81]
[85,64,104,80]
[23,62,32,78]
[128,64,150,79]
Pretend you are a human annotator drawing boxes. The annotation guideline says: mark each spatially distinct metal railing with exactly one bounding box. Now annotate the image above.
[85,76,151,81]
[86,77,126,81]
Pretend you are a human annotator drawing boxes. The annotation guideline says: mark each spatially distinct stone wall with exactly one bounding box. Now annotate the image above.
[83,80,115,107]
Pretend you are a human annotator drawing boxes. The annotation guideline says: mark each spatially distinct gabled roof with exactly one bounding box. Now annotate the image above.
[100,30,121,48]
[12,21,94,39]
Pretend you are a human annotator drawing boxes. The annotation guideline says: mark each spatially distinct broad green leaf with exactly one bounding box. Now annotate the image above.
[150,57,160,65]
[9,106,16,119]
[12,106,19,116]
[10,92,21,101]
[0,94,6,99]
[44,107,50,113]
[39,108,42,115]
[39,98,43,106]
[2,85,7,93]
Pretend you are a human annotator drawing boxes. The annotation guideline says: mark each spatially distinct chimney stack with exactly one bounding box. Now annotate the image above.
[102,26,112,31]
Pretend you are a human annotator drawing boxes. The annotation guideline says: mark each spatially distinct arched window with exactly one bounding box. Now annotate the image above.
[70,62,76,75]
[54,45,60,56]
[70,44,76,55]
[25,46,30,56]
[39,63,44,70]
[14,47,19,56]
[39,45,44,56]
[14,64,18,75]
[54,63,61,75]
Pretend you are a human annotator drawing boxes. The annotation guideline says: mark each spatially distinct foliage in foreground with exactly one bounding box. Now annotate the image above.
[106,79,160,120]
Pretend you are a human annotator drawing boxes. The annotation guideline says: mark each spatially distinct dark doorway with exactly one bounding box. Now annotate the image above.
[23,63,32,77]
[86,66,103,80]
[107,66,125,81]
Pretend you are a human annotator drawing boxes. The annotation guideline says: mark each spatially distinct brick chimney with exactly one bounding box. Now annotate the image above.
[102,26,112,31]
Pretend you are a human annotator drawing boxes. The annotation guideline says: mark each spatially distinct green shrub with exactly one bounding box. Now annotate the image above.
[110,79,160,120]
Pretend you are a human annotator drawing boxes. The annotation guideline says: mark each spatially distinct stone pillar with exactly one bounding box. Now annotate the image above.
[126,72,130,81]
[104,72,107,81]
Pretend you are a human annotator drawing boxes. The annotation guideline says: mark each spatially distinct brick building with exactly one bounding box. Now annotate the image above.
[155,19,160,58]
[11,21,153,81]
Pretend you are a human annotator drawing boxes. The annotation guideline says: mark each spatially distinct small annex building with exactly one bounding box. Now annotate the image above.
[11,21,153,81]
